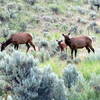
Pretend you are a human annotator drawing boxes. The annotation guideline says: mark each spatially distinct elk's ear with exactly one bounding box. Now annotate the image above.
[62,34,65,37]
[56,40,58,42]
[68,32,70,35]
[60,40,63,42]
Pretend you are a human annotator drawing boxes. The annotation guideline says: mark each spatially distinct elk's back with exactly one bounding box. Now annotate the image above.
[11,33,32,44]
[70,36,92,48]
[60,42,67,48]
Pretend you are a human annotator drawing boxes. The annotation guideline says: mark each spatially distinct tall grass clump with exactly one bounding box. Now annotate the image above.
[85,51,100,62]
[90,73,100,89]
[0,51,67,100]
[63,64,100,100]
[78,51,100,80]
[38,48,50,63]
[49,40,59,57]
[68,83,97,100]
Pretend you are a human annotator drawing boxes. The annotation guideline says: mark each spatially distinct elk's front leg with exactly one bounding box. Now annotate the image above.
[75,49,77,58]
[71,49,73,59]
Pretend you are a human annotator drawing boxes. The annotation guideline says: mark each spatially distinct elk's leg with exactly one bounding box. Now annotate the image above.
[29,41,36,51]
[71,49,73,59]
[61,47,64,53]
[26,43,30,52]
[66,48,67,54]
[89,45,95,53]
[14,45,16,49]
[75,49,77,58]
[16,44,19,50]
[14,44,19,50]
[86,47,90,53]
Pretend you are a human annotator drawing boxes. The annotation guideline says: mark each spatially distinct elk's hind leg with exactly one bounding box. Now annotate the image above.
[14,44,19,50]
[75,49,77,58]
[26,43,30,52]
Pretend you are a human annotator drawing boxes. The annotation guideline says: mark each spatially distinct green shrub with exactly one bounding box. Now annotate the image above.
[38,48,50,63]
[63,64,84,88]
[68,84,97,100]
[0,51,67,100]
[90,73,100,91]
[25,0,37,5]
[59,52,68,60]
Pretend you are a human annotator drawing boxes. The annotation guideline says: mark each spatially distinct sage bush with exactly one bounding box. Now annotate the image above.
[0,51,67,100]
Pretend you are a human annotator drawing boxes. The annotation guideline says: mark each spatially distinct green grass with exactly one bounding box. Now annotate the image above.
[78,60,100,80]
[40,57,67,76]
[0,37,5,42]
[47,32,62,40]
[40,53,100,80]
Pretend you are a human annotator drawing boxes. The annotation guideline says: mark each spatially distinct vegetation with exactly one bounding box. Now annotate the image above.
[0,0,100,100]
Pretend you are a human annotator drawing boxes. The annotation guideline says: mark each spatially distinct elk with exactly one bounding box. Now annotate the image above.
[56,40,67,52]
[62,33,95,59]
[1,32,36,52]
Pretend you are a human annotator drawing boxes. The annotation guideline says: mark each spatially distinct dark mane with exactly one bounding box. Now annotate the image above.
[64,37,71,47]
[3,38,12,45]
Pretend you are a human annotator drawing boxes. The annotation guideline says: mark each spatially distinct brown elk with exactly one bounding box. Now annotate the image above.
[1,32,36,52]
[56,40,67,52]
[62,33,95,59]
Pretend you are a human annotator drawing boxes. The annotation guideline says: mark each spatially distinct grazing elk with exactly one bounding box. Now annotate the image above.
[56,40,67,52]
[1,32,36,52]
[62,33,95,59]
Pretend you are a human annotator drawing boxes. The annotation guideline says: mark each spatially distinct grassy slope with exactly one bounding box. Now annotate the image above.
[0,0,100,80]
[40,54,100,79]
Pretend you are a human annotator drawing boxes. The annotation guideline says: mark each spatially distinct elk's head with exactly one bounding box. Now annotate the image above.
[62,33,71,45]
[56,40,63,45]
[1,42,6,51]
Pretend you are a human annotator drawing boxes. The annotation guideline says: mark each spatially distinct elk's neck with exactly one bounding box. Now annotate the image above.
[5,38,12,46]
[65,38,72,48]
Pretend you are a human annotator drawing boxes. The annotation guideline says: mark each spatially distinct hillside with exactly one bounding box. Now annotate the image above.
[0,0,100,100]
